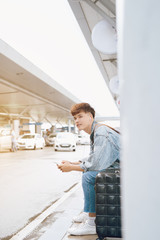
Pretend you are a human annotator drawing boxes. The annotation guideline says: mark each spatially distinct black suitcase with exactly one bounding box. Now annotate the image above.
[95,168,122,240]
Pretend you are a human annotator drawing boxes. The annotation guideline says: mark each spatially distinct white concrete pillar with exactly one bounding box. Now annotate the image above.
[51,125,55,133]
[117,0,160,239]
[74,123,77,134]
[35,123,42,135]
[13,120,20,138]
[54,124,57,133]
[68,119,71,132]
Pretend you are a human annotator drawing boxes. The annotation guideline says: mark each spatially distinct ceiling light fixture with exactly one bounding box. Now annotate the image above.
[91,19,117,54]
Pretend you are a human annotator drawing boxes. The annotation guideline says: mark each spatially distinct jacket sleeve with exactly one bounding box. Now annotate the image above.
[80,132,108,171]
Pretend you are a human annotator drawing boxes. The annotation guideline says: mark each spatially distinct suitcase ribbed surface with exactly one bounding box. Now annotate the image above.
[95,169,122,239]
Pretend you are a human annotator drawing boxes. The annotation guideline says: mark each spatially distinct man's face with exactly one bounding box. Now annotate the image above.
[73,111,92,131]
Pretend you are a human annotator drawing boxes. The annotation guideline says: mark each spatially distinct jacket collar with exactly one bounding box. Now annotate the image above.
[91,119,97,134]
[90,120,97,142]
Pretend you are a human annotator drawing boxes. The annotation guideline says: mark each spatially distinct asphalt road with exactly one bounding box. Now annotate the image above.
[0,145,90,239]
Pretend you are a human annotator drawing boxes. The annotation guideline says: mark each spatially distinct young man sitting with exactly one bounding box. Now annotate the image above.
[57,102,120,235]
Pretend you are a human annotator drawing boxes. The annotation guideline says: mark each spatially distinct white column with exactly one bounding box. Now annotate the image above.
[35,123,42,135]
[74,123,77,134]
[13,120,20,138]
[68,119,71,132]
[51,125,55,133]
[117,1,160,240]
[54,124,57,133]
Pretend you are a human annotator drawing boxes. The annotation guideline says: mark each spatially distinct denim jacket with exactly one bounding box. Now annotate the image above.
[80,120,120,172]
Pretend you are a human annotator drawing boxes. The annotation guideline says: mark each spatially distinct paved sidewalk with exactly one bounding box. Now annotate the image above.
[25,183,122,240]
[25,184,85,240]
[39,185,98,240]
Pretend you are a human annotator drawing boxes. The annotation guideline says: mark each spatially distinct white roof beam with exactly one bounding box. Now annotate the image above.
[19,106,31,116]
[0,112,30,119]
[44,117,53,125]
[98,0,115,16]
[0,107,9,114]
[0,78,70,113]
[82,0,116,28]
[103,58,117,67]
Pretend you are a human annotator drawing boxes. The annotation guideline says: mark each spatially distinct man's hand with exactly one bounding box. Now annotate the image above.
[57,161,73,172]
[61,160,70,164]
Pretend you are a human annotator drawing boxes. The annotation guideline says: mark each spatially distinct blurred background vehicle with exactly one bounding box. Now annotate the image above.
[17,133,45,150]
[76,135,82,145]
[45,133,57,146]
[0,129,11,136]
[76,134,90,145]
[0,130,12,152]
[54,132,76,151]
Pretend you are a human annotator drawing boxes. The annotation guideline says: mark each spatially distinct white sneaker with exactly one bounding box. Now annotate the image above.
[72,212,88,223]
[68,221,96,235]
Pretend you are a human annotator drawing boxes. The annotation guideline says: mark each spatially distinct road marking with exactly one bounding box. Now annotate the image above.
[10,182,81,240]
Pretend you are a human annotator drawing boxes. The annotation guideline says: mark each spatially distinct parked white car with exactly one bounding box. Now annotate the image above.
[0,135,12,152]
[17,133,45,150]
[76,134,90,145]
[54,132,76,151]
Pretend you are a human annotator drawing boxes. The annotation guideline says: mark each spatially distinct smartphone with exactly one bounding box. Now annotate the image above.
[53,161,60,166]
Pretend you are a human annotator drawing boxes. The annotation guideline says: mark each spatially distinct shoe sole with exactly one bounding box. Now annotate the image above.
[69,232,97,236]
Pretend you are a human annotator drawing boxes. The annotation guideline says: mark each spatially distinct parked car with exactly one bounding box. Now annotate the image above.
[76,134,90,145]
[0,135,12,152]
[45,133,57,146]
[17,133,45,150]
[54,132,76,151]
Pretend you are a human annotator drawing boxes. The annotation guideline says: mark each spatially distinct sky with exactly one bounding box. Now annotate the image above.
[0,0,119,117]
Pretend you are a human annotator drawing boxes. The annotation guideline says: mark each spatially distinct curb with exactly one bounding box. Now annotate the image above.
[10,183,81,240]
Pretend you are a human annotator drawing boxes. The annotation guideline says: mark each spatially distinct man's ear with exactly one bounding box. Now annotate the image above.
[87,112,93,120]
[89,113,93,120]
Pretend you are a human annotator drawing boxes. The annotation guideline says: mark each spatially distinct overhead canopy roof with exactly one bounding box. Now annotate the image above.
[67,0,118,104]
[0,1,119,126]
[0,40,80,125]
